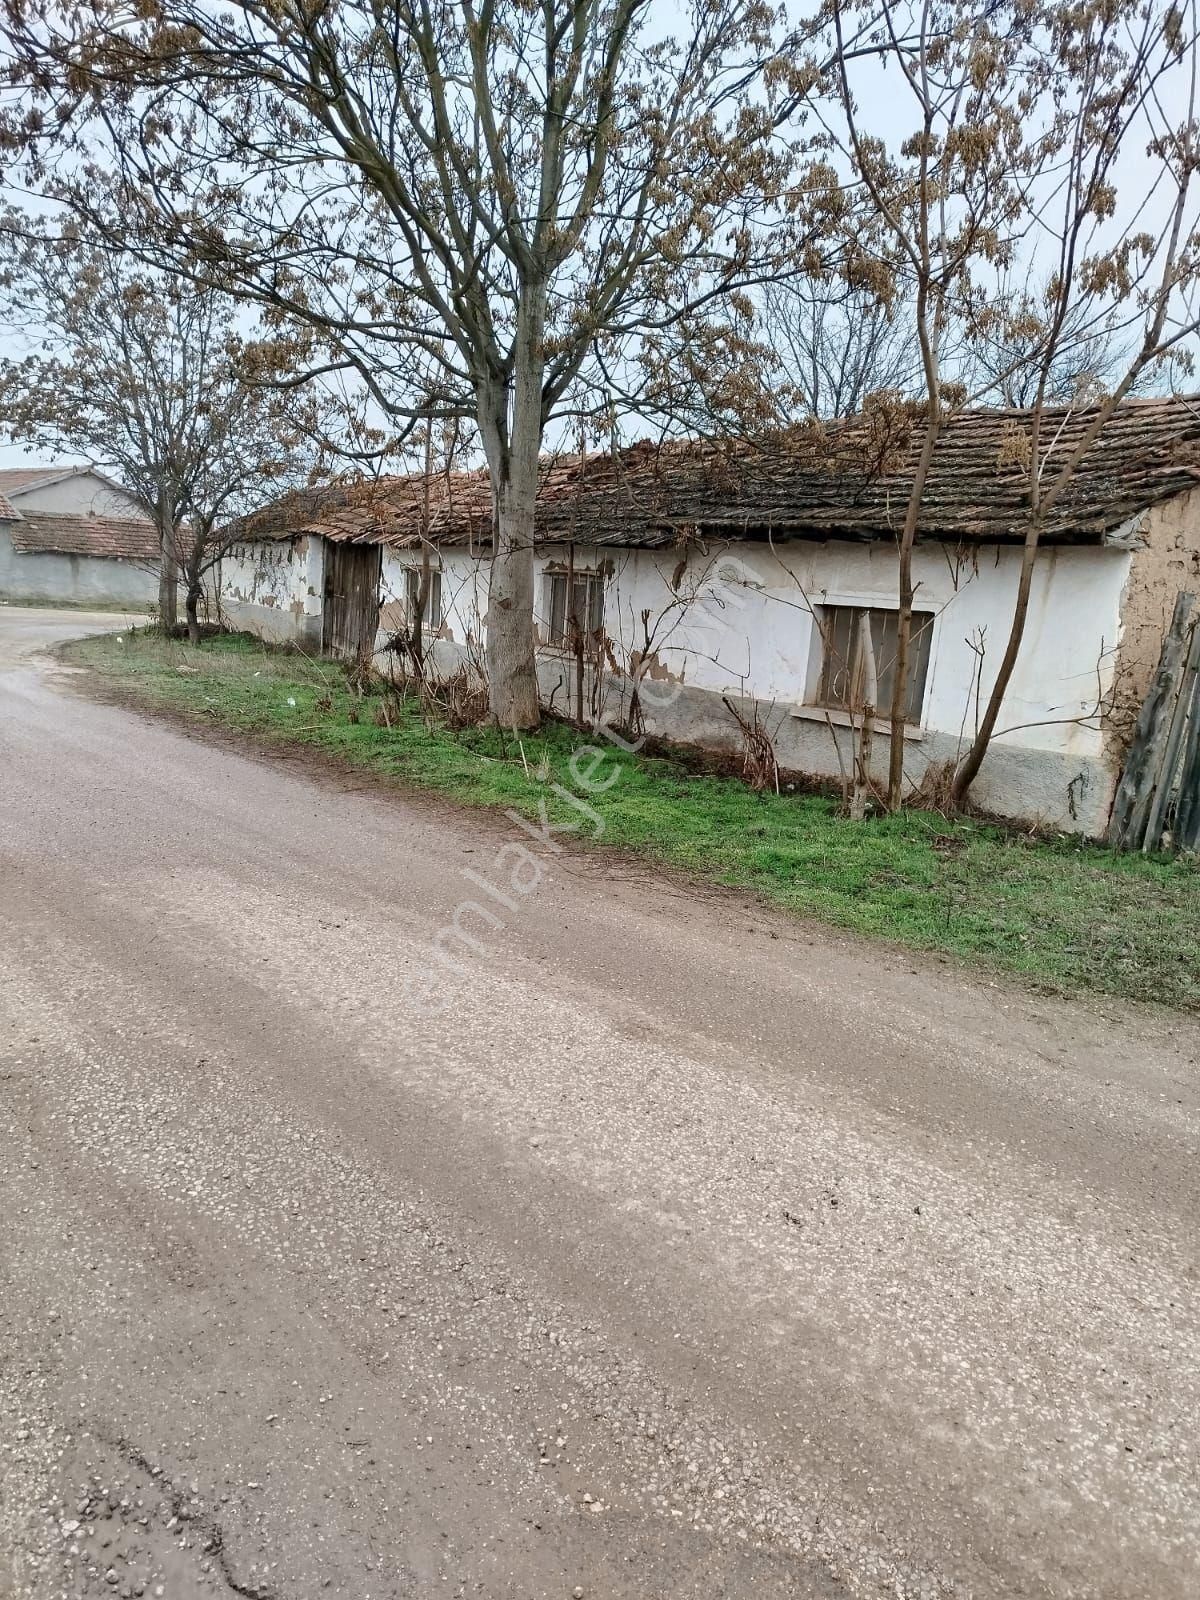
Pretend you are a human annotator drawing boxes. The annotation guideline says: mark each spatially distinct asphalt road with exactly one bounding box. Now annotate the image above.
[2,606,1199,1600]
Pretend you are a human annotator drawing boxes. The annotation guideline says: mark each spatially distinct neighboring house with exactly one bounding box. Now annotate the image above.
[0,464,160,608]
[220,395,1200,836]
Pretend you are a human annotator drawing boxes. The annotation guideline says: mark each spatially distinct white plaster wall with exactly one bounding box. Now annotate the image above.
[219,536,321,646]
[304,536,325,628]
[221,539,302,609]
[435,538,1129,761]
[222,540,297,608]
[378,546,488,655]
[223,532,1131,832]
[10,472,145,519]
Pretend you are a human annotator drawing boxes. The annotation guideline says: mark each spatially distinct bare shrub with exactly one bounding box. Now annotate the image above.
[722,696,780,794]
[421,668,490,731]
[342,643,377,699]
[906,757,959,815]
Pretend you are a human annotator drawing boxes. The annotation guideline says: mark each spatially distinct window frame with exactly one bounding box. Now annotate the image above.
[804,598,937,729]
[541,564,607,652]
[402,564,443,633]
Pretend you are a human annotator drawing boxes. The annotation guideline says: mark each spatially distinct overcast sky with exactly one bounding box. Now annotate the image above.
[0,12,1192,478]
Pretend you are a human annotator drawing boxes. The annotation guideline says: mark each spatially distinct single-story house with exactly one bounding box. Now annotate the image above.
[219,395,1200,836]
[0,464,160,608]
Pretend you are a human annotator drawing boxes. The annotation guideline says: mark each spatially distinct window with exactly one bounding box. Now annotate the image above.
[404,566,442,631]
[815,605,933,724]
[543,568,605,648]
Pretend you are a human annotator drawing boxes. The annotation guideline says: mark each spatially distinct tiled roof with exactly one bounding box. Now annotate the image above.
[0,465,93,495]
[6,511,160,561]
[229,393,1200,552]
[231,470,495,550]
[0,493,21,520]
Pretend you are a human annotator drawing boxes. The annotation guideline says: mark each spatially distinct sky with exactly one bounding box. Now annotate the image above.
[0,5,1194,477]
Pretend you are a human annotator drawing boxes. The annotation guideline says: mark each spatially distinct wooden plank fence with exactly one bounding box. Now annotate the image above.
[1107,590,1200,853]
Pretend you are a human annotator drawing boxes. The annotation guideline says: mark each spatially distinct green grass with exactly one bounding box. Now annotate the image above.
[66,627,1200,1011]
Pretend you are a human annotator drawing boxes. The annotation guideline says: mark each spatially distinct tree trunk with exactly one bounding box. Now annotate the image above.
[950,520,1043,807]
[411,539,430,682]
[158,523,178,630]
[851,613,878,819]
[850,709,874,820]
[185,581,202,646]
[480,290,546,730]
[886,406,941,808]
[486,471,540,728]
[411,433,435,683]
[887,546,916,808]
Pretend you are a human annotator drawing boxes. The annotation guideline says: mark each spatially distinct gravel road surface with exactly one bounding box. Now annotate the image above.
[2,606,1198,1600]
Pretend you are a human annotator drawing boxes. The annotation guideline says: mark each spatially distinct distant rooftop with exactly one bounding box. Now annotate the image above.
[5,510,160,562]
[0,464,98,495]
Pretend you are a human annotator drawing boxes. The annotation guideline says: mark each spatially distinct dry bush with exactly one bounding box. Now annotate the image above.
[421,667,490,730]
[721,696,780,793]
[906,757,958,814]
[342,643,377,697]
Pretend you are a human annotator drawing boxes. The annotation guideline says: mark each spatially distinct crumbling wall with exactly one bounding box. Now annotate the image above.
[220,525,1137,835]
[219,535,323,648]
[1109,490,1200,756]
[416,537,1131,834]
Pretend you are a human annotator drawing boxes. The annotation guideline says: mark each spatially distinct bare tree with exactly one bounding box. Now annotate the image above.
[0,1,833,727]
[966,283,1142,408]
[825,0,1200,814]
[948,0,1200,807]
[758,270,1134,425]
[759,279,921,419]
[826,0,1077,810]
[0,220,314,640]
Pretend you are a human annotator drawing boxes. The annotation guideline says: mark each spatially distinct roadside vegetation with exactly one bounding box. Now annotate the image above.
[66,628,1199,1012]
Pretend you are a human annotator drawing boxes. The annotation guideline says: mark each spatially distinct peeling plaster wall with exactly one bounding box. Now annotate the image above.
[376,547,486,653]
[432,538,1130,835]
[219,535,323,648]
[222,530,1133,835]
[591,540,1129,762]
[1110,490,1200,754]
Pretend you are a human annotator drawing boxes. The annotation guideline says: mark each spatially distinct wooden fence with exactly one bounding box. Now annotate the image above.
[1108,591,1200,853]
